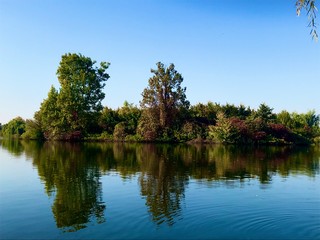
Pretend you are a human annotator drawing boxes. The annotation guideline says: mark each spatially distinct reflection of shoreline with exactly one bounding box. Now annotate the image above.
[1,140,319,228]
[2,140,319,182]
[2,140,319,183]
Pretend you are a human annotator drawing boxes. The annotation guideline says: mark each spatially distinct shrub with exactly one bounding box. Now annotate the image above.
[113,122,127,141]
[175,121,202,142]
[267,123,291,142]
[208,112,240,144]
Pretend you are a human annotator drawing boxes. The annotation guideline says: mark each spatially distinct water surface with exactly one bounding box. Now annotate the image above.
[0,140,319,239]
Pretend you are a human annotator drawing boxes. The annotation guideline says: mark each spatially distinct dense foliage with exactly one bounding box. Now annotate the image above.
[0,117,26,138]
[17,53,110,140]
[1,53,319,145]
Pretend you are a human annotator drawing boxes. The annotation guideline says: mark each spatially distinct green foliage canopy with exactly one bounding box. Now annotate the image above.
[36,53,110,140]
[56,53,110,135]
[1,117,26,138]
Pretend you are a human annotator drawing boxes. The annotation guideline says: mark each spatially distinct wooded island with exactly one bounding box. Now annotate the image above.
[1,53,319,145]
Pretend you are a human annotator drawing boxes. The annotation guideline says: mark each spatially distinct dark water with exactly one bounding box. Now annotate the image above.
[0,140,319,240]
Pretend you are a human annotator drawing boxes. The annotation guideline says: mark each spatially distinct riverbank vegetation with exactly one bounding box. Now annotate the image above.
[1,53,319,145]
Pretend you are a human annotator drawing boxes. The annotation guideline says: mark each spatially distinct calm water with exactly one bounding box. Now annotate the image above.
[0,140,319,240]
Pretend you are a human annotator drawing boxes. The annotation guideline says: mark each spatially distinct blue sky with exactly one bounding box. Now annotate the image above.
[0,0,319,124]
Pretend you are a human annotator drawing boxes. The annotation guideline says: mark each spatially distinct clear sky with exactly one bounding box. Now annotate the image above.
[0,0,319,124]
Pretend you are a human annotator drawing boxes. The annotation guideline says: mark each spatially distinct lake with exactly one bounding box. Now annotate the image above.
[0,140,319,239]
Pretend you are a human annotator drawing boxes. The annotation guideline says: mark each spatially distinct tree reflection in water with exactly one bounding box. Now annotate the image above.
[21,141,106,232]
[1,139,319,230]
[138,144,188,226]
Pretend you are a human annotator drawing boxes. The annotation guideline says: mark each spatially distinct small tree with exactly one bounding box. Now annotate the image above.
[137,109,160,141]
[37,86,62,139]
[208,112,240,144]
[113,122,127,141]
[255,103,276,123]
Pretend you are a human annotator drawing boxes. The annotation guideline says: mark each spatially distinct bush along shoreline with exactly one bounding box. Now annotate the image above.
[1,53,319,145]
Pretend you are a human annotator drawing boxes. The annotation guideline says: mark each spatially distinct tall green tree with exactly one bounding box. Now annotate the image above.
[36,53,110,140]
[56,53,110,138]
[139,62,189,139]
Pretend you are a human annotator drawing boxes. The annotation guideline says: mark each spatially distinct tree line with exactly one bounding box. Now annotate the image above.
[1,53,319,145]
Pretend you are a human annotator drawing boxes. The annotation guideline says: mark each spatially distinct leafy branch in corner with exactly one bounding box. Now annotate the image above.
[296,0,318,41]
